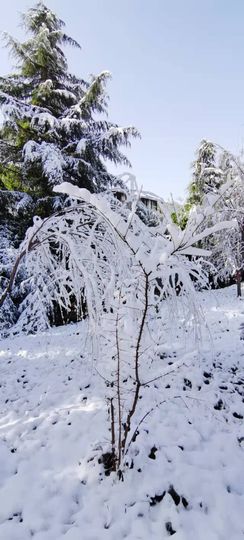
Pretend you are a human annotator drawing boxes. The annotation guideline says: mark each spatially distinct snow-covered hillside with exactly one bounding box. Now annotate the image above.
[0,286,243,540]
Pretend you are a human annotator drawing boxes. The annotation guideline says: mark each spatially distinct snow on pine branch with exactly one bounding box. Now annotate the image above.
[24,141,65,185]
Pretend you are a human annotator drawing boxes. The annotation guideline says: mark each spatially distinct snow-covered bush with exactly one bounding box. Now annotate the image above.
[0,179,235,474]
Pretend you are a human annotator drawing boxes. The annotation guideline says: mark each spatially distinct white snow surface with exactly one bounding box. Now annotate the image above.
[0,286,243,540]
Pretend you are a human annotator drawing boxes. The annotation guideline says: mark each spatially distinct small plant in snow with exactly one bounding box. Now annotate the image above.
[0,177,236,475]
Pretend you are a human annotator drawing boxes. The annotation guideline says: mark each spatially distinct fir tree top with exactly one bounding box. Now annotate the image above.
[0,2,139,194]
[6,2,80,80]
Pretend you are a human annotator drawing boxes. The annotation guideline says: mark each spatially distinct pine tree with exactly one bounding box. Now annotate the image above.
[187,139,224,205]
[184,142,244,293]
[0,2,139,195]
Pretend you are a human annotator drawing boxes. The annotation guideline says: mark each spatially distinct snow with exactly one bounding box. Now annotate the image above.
[53,181,233,274]
[15,193,33,213]
[24,141,65,185]
[0,286,243,539]
[76,139,86,153]
[31,112,58,131]
[102,127,125,140]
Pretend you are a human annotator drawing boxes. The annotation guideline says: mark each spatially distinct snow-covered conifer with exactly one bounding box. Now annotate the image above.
[0,2,139,195]
[188,140,225,205]
[185,144,244,293]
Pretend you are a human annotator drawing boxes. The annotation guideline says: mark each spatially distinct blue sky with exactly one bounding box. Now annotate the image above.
[1,0,244,200]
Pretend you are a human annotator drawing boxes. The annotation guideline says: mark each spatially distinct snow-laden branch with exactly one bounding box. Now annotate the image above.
[53,181,236,268]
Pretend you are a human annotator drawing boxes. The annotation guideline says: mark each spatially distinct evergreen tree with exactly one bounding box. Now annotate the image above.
[175,140,227,231]
[0,2,139,195]
[187,139,224,205]
[184,142,244,292]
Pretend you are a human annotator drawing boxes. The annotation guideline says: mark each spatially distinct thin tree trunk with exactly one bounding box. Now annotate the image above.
[241,219,244,293]
[237,274,242,297]
[236,219,244,297]
[121,272,149,455]
[0,251,26,308]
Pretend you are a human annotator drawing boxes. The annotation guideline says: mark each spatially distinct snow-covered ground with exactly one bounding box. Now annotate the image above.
[0,286,243,540]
